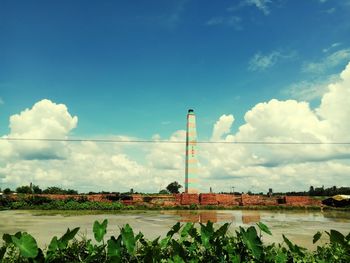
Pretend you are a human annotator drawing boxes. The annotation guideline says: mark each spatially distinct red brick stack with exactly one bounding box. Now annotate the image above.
[180,193,200,205]
[174,194,182,205]
[216,194,240,206]
[199,193,218,205]
[241,194,264,206]
[131,194,143,203]
[261,196,278,206]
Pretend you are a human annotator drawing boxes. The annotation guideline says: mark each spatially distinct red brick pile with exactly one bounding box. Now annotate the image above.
[260,196,278,206]
[241,194,265,206]
[131,194,143,203]
[174,194,182,204]
[180,194,199,205]
[216,194,240,206]
[200,194,218,205]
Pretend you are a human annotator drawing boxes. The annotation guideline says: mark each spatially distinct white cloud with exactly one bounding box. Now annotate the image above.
[206,16,242,30]
[7,99,78,160]
[245,0,272,15]
[211,114,235,141]
[303,48,350,74]
[0,97,3,105]
[1,62,350,192]
[248,51,295,71]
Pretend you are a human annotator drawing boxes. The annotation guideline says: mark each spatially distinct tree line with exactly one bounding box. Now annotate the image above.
[1,183,350,196]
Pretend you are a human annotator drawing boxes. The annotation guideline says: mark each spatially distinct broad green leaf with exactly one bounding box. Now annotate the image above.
[257,222,272,235]
[282,234,305,256]
[107,236,122,263]
[180,223,193,240]
[241,226,263,259]
[121,224,135,254]
[214,223,230,239]
[329,229,345,246]
[160,236,171,248]
[47,236,59,252]
[313,231,322,244]
[93,219,108,242]
[59,227,80,246]
[11,232,38,258]
[282,234,294,251]
[200,221,214,248]
[167,222,181,237]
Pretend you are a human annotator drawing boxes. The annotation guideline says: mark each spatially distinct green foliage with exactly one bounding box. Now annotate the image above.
[3,198,125,210]
[1,221,350,262]
[11,233,38,258]
[3,188,12,194]
[93,219,108,242]
[16,186,32,194]
[42,186,78,195]
[121,224,135,254]
[166,181,182,194]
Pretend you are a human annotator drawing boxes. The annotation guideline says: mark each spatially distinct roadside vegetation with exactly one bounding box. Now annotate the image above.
[1,220,350,262]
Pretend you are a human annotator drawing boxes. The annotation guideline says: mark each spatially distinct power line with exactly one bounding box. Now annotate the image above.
[1,137,350,145]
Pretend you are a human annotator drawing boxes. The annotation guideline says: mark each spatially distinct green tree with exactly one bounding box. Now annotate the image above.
[16,185,32,194]
[32,185,42,194]
[3,188,12,194]
[159,189,169,194]
[43,186,78,195]
[166,181,182,194]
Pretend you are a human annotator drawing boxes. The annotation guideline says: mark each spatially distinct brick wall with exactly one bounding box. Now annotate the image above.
[215,194,241,206]
[180,193,200,205]
[131,194,143,203]
[199,193,218,205]
[241,194,265,206]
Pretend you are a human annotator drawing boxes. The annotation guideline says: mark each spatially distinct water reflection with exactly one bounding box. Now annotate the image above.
[160,210,261,224]
[1,209,350,249]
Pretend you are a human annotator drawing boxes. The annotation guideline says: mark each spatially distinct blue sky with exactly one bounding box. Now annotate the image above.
[1,0,350,192]
[1,0,349,139]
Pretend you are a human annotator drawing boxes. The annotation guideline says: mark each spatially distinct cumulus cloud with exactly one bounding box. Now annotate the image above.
[6,99,78,160]
[211,115,235,141]
[1,62,350,193]
[199,62,350,192]
[302,48,350,74]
